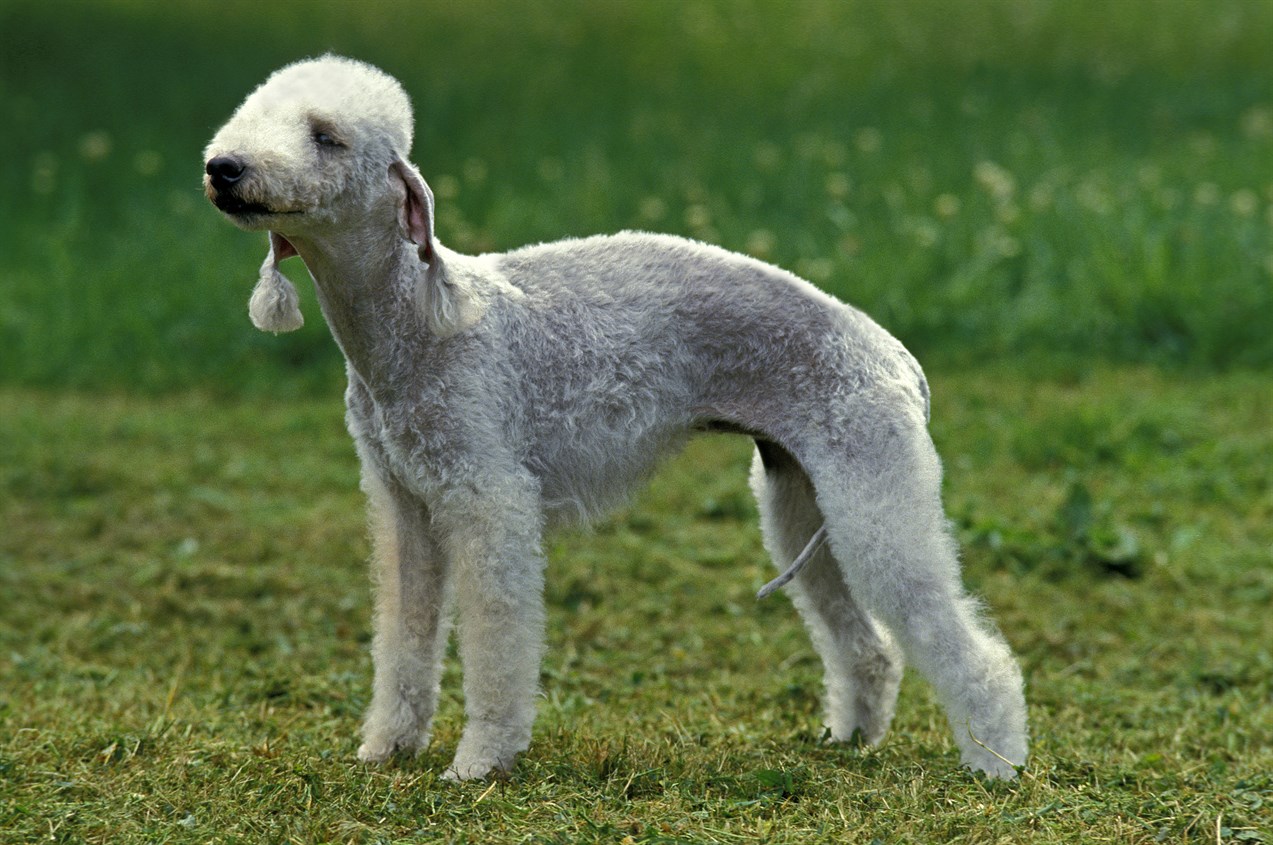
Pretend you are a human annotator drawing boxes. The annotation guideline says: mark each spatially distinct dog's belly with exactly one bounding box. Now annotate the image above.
[525,415,692,526]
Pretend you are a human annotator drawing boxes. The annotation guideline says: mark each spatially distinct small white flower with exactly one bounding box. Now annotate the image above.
[1027,182,1054,213]
[745,229,775,259]
[537,158,563,182]
[974,161,1016,202]
[995,203,1021,225]
[912,218,940,249]
[134,150,162,176]
[1193,183,1221,206]
[684,204,711,230]
[638,196,666,223]
[1240,106,1273,139]
[79,130,112,161]
[1077,178,1114,215]
[31,152,57,195]
[752,142,782,171]
[1229,189,1258,217]
[855,127,882,155]
[433,174,460,200]
[821,140,848,168]
[933,193,961,219]
[825,172,851,200]
[462,158,487,185]
[797,257,835,282]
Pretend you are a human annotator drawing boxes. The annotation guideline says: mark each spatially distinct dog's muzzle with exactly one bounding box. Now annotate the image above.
[205,155,296,217]
[206,155,253,212]
[206,154,247,189]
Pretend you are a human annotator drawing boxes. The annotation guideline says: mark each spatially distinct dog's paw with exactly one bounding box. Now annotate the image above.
[829,720,891,747]
[443,750,516,782]
[358,704,433,764]
[357,740,397,764]
[960,741,1026,781]
[441,758,508,782]
[357,730,428,764]
[964,756,1022,781]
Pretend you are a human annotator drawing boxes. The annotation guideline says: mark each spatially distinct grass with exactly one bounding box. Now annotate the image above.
[1,368,1270,843]
[1,1,1271,841]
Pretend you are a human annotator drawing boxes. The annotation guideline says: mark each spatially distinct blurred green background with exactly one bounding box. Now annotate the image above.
[3,0,1270,395]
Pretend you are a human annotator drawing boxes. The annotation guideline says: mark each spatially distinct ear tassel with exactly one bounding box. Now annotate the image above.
[249,257,304,334]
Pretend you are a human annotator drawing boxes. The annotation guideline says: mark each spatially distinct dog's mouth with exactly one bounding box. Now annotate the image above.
[213,192,303,218]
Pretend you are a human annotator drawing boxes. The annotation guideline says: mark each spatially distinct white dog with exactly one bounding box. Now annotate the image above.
[204,55,1028,781]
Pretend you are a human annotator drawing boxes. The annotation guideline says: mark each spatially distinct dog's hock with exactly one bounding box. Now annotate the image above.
[248,232,304,334]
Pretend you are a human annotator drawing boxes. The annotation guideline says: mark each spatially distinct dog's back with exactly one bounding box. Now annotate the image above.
[484,231,927,520]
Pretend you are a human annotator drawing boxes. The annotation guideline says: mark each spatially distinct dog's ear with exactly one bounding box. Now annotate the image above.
[389,158,485,337]
[248,232,304,333]
[389,158,435,263]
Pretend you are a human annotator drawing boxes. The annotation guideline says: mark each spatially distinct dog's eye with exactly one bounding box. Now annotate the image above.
[313,131,343,149]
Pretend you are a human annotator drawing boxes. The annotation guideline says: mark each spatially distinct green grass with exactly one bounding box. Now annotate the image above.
[1,0,1271,394]
[2,369,1270,843]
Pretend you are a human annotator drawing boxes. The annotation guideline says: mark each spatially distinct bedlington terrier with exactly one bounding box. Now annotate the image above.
[203,55,1028,781]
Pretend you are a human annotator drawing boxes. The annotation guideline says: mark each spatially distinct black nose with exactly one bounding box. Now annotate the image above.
[206,155,247,189]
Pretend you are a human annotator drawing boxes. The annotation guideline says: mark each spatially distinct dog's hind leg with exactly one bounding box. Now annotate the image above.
[356,461,453,763]
[750,441,903,746]
[804,415,1028,778]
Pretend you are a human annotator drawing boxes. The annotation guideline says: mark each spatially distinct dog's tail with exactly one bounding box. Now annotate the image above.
[757,524,828,600]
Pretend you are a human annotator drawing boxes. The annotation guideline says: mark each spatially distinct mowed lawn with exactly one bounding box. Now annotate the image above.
[1,368,1269,843]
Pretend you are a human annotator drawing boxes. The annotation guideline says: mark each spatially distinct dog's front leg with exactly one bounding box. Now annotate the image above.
[435,480,546,781]
[356,460,453,763]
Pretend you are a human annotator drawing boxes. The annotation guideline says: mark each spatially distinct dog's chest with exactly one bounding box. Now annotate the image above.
[346,384,469,489]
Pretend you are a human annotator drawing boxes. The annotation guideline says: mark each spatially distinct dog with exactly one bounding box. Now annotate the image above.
[203,55,1027,780]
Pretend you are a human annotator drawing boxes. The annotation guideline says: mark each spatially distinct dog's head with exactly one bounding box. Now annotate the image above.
[204,54,418,230]
[204,55,439,333]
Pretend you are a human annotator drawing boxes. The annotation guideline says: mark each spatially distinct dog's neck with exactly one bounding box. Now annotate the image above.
[286,226,437,396]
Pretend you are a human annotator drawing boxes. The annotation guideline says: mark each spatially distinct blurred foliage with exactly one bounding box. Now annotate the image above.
[1,0,1271,394]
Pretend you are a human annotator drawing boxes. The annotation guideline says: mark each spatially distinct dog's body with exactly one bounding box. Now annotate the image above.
[204,56,1028,781]
[356,231,926,527]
